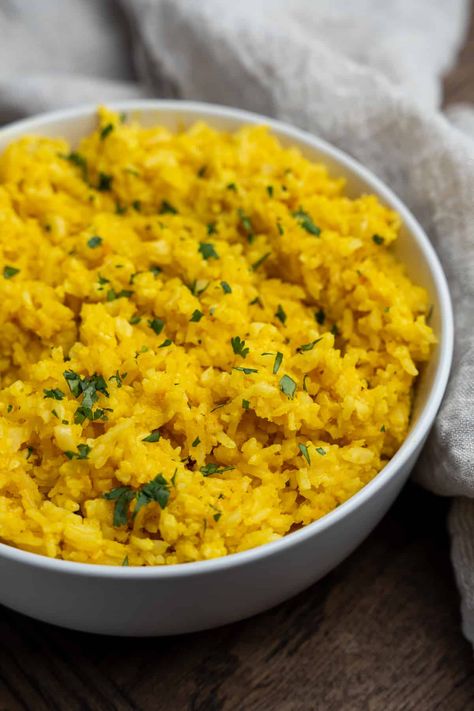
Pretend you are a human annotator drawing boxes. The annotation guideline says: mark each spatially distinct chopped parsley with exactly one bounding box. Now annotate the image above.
[197,165,207,177]
[207,222,217,235]
[250,296,264,307]
[213,513,222,522]
[100,123,114,140]
[63,370,110,424]
[316,447,326,456]
[275,304,287,324]
[292,209,321,236]
[233,366,258,375]
[159,338,172,348]
[159,200,178,215]
[43,388,65,401]
[104,474,171,527]
[331,324,340,337]
[129,314,141,325]
[192,436,201,447]
[87,236,103,249]
[266,185,274,197]
[97,274,110,286]
[62,151,88,181]
[64,444,91,461]
[380,425,386,432]
[109,371,126,388]
[315,309,325,325]
[115,201,126,215]
[279,374,296,399]
[7,404,13,413]
[372,234,384,245]
[142,429,161,443]
[97,172,113,191]
[242,399,250,410]
[273,352,283,374]
[3,266,20,279]
[122,556,129,566]
[198,242,219,260]
[106,288,133,301]
[150,265,162,277]
[231,336,249,358]
[148,317,165,335]
[251,252,271,271]
[303,374,309,392]
[298,443,311,465]
[188,279,209,296]
[238,209,254,242]
[200,463,235,477]
[132,200,141,211]
[226,182,237,191]
[296,337,323,353]
[221,280,232,294]
[190,309,204,323]
[277,221,284,235]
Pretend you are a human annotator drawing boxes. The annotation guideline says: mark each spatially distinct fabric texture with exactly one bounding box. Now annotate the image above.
[1,0,474,642]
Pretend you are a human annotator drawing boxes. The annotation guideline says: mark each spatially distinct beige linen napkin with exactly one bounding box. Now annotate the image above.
[1,0,474,643]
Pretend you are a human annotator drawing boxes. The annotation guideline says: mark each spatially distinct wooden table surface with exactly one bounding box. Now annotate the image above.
[1,12,474,711]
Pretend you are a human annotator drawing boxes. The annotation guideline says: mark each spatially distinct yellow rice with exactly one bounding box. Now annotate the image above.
[0,108,435,565]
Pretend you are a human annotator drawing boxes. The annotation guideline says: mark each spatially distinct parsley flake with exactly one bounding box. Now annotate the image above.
[64,444,91,461]
[231,336,249,358]
[198,242,219,260]
[221,280,232,294]
[315,309,325,325]
[292,209,321,236]
[159,338,172,348]
[106,288,133,301]
[159,200,178,215]
[200,463,235,477]
[87,236,103,249]
[142,429,161,443]
[207,222,217,235]
[100,123,114,140]
[273,351,283,374]
[43,388,65,401]
[238,209,254,242]
[242,399,250,410]
[190,309,204,323]
[3,266,20,279]
[316,447,326,456]
[266,185,274,197]
[372,234,384,245]
[148,317,165,335]
[296,337,323,353]
[251,252,271,271]
[298,443,311,465]
[192,436,201,447]
[279,374,296,399]
[233,366,258,375]
[97,173,113,191]
[275,304,287,324]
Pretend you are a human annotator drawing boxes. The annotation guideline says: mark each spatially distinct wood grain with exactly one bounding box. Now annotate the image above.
[1,9,474,711]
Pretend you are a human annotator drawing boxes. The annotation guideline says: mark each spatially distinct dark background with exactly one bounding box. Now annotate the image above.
[1,8,473,711]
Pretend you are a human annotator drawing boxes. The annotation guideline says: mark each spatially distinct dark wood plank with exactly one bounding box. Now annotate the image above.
[1,7,473,710]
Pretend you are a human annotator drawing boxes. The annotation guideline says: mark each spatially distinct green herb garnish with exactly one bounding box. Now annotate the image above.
[129,314,141,325]
[279,374,296,399]
[296,337,323,353]
[331,324,340,337]
[198,242,219,260]
[213,513,222,522]
[159,338,172,348]
[316,447,326,456]
[251,252,271,271]
[97,173,113,191]
[292,209,321,236]
[64,444,91,461]
[106,288,133,301]
[233,366,258,375]
[277,222,284,235]
[221,281,232,294]
[122,556,129,566]
[62,151,88,181]
[226,182,237,191]
[200,463,235,476]
[142,429,161,443]
[315,309,325,325]
[104,474,171,527]
[197,165,207,177]
[242,399,250,410]
[266,186,273,197]
[100,123,114,140]
[87,236,103,249]
[380,425,386,432]
[207,222,217,235]
[148,317,165,335]
[298,443,311,465]
[372,234,384,245]
[159,200,178,215]
[275,304,287,324]
[238,209,254,242]
[192,436,201,447]
[3,266,20,279]
[43,388,65,401]
[150,265,162,277]
[231,336,249,358]
[190,309,204,323]
[109,371,126,388]
[273,352,283,374]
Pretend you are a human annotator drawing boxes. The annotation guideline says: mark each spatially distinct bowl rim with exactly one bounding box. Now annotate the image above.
[0,99,454,578]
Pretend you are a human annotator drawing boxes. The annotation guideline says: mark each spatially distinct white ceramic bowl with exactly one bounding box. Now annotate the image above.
[0,101,453,636]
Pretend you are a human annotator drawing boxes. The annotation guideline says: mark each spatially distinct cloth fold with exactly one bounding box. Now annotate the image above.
[1,0,474,643]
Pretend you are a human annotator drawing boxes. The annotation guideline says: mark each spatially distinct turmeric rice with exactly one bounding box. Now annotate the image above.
[0,108,435,565]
